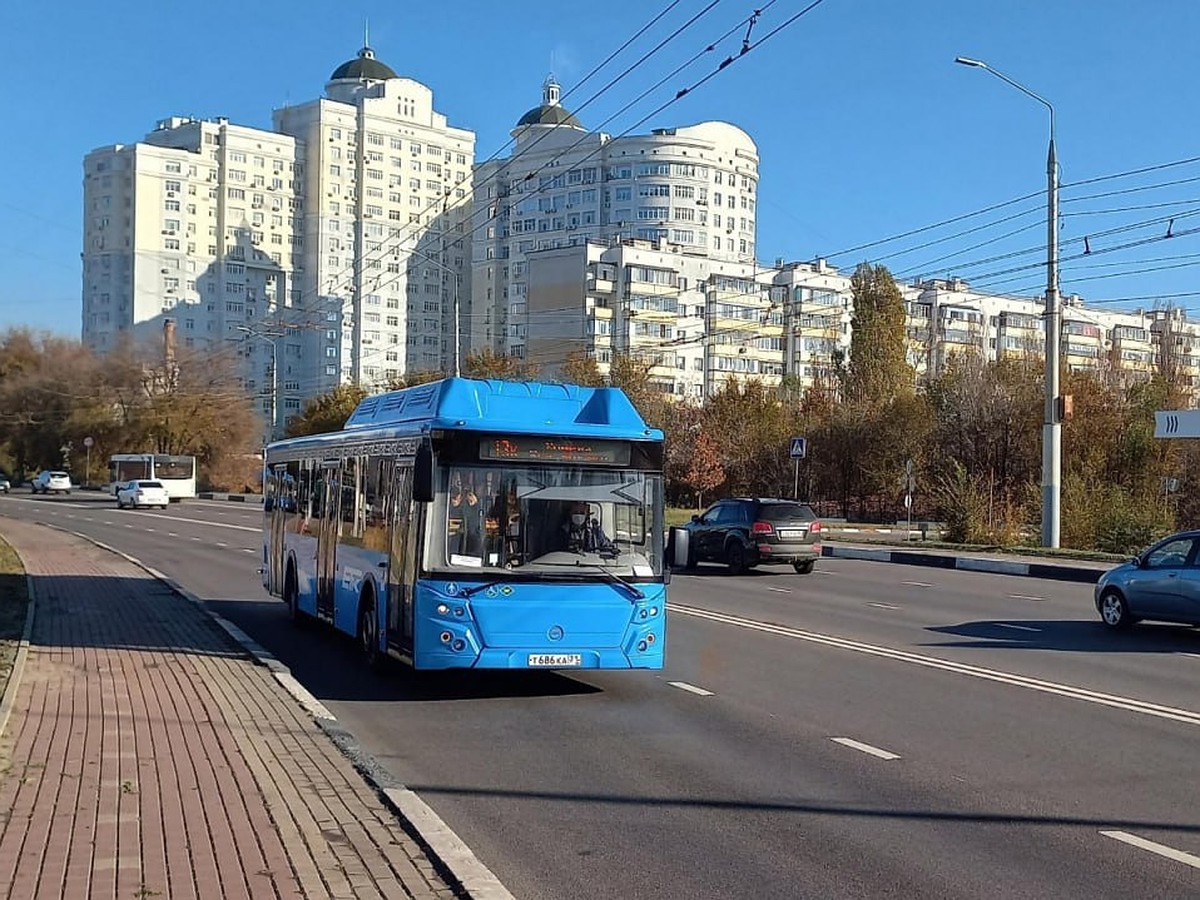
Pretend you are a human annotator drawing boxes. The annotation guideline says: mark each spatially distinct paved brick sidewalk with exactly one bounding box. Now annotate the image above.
[0,520,460,900]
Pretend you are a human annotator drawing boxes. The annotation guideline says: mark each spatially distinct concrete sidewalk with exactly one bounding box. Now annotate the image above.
[0,520,459,900]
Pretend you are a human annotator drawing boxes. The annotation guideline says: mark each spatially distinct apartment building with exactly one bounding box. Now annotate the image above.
[81,117,303,430]
[473,76,759,360]
[274,45,475,391]
[525,239,1200,398]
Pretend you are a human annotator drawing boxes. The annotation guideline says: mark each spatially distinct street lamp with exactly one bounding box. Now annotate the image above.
[237,325,285,440]
[956,56,1061,549]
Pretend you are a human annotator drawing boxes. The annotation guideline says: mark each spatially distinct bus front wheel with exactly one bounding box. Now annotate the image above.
[284,567,306,627]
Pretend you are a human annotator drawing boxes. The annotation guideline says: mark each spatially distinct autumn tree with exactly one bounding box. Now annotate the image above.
[463,348,540,381]
[387,369,446,390]
[559,351,605,387]
[684,428,725,509]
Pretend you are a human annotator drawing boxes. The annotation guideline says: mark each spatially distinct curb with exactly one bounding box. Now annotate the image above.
[0,567,37,742]
[197,492,263,504]
[47,525,514,900]
[821,544,1105,584]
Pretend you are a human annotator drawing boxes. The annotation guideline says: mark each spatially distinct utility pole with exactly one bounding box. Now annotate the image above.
[237,325,284,440]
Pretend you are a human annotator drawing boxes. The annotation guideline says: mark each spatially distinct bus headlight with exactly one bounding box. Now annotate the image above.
[436,603,450,616]
[452,639,465,652]
[440,631,452,644]
[637,640,648,652]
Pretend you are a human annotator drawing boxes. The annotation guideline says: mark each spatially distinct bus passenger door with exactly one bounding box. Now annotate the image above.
[386,464,416,651]
[266,464,289,594]
[315,463,340,621]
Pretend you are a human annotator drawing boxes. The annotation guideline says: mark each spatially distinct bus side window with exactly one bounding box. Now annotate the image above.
[296,460,315,532]
[363,455,393,552]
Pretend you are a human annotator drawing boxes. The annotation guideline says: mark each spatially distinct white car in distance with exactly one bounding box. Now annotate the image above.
[32,470,72,494]
[116,480,170,510]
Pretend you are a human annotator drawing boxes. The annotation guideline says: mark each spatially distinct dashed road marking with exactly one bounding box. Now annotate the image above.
[831,737,900,760]
[668,681,714,697]
[869,602,900,610]
[242,548,257,554]
[216,542,228,548]
[1010,594,1045,601]
[167,532,178,537]
[995,623,1041,632]
[901,581,932,587]
[767,587,791,594]
[1100,831,1200,869]
[669,602,1200,727]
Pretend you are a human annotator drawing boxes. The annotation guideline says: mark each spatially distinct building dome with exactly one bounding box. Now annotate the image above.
[330,46,397,82]
[515,75,584,130]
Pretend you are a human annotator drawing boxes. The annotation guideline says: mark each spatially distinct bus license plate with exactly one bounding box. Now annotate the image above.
[528,653,582,667]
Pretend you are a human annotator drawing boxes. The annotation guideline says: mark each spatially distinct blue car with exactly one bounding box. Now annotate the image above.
[1094,530,1200,628]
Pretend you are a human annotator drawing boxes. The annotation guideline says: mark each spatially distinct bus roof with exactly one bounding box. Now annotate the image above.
[329,377,662,441]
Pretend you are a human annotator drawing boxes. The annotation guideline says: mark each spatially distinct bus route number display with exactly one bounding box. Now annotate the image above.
[479,437,631,466]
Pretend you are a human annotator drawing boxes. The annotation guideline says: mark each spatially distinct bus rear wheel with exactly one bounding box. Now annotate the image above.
[284,567,306,627]
[358,591,384,671]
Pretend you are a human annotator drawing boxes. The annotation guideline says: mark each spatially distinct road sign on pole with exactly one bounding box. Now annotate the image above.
[789,437,807,459]
[1155,410,1200,438]
[84,436,94,488]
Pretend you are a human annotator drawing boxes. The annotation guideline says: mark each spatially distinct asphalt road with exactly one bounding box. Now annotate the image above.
[4,491,1200,898]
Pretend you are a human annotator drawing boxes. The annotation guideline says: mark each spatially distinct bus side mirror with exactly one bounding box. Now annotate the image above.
[414,443,434,503]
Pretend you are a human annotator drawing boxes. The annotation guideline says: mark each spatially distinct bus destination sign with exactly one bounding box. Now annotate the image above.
[479,436,631,466]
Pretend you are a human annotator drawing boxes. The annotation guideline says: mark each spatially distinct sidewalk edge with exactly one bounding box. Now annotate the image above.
[48,524,513,900]
[0,563,37,742]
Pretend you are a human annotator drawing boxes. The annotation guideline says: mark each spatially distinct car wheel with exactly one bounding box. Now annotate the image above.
[1099,589,1133,629]
[793,560,815,575]
[357,590,384,671]
[726,542,747,576]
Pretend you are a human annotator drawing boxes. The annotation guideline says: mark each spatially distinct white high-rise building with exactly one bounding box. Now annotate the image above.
[275,45,475,390]
[83,44,476,427]
[472,76,759,360]
[82,117,303,431]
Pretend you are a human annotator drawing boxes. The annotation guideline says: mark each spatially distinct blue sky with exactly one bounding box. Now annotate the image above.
[4,0,1199,335]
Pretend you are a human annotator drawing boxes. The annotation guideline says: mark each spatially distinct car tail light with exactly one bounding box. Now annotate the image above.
[751,521,773,535]
[809,520,822,533]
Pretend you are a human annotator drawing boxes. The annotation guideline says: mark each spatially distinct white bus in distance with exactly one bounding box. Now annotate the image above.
[108,454,197,501]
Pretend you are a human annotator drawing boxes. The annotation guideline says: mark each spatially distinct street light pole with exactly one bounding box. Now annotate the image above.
[956,56,1061,548]
[237,325,284,441]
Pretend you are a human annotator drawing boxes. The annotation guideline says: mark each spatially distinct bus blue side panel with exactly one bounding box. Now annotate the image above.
[331,544,387,638]
[411,580,666,670]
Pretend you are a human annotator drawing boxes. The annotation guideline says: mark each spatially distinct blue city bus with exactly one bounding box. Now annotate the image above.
[261,377,667,670]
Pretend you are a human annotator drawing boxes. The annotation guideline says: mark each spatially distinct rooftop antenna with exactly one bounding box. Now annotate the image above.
[364,18,370,47]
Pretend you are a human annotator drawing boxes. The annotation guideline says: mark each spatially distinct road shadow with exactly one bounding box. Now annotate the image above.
[922,619,1200,653]
[208,597,605,702]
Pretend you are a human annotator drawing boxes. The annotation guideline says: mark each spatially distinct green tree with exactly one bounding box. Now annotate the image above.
[844,263,913,405]
[285,384,369,437]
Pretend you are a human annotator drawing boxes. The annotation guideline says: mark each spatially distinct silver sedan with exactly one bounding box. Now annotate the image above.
[1094,530,1200,628]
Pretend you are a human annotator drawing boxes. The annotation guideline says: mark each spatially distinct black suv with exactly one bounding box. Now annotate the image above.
[673,498,823,575]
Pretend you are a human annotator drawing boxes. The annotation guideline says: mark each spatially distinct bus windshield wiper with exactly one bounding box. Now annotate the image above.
[537,560,645,601]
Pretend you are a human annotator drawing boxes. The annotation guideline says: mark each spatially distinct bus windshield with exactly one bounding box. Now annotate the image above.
[436,465,664,578]
[154,455,195,479]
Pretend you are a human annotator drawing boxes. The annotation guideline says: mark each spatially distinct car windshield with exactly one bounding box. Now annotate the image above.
[138,481,165,489]
[759,503,815,521]
[432,464,665,578]
[50,472,69,478]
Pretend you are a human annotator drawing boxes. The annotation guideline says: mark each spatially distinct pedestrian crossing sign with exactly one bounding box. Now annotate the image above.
[789,437,807,459]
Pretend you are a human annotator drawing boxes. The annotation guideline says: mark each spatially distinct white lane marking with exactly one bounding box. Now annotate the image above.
[668,681,714,697]
[145,528,155,533]
[668,602,1200,727]
[767,587,792,594]
[124,524,134,529]
[65,514,75,519]
[109,509,259,533]
[901,581,932,587]
[167,532,178,537]
[82,517,94,522]
[242,548,257,554]
[191,536,202,541]
[831,737,900,760]
[815,570,839,576]
[869,602,900,610]
[1010,594,1045,601]
[995,623,1041,632]
[1100,831,1200,869]
[1178,652,1200,660]
[216,542,228,548]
